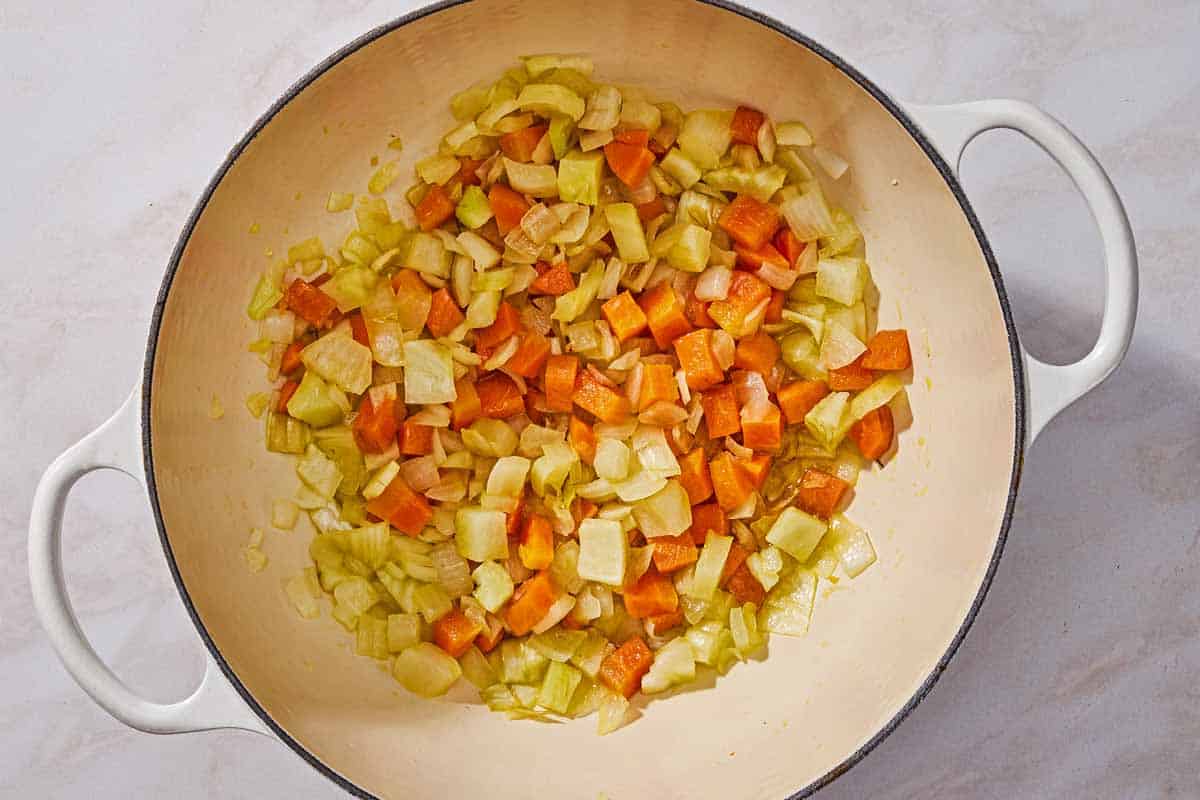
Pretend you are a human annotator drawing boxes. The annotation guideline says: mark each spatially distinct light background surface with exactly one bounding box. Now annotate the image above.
[2,1,1197,797]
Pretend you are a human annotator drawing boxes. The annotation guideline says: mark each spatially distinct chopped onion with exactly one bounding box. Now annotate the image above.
[728,490,758,520]
[597,256,624,300]
[431,541,474,598]
[532,594,577,635]
[626,174,658,206]
[425,471,467,503]
[608,348,641,372]
[409,404,451,427]
[725,436,755,461]
[262,309,296,344]
[400,455,441,492]
[520,203,563,245]
[686,398,705,434]
[819,322,867,369]
[485,335,520,371]
[755,260,800,291]
[812,145,849,180]
[756,118,777,164]
[732,370,770,410]
[614,470,668,503]
[675,368,691,404]
[595,418,638,440]
[625,361,644,406]
[711,329,736,371]
[695,266,731,301]
[638,401,688,427]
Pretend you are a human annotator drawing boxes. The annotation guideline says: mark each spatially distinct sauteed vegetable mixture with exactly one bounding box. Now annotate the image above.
[244,53,912,732]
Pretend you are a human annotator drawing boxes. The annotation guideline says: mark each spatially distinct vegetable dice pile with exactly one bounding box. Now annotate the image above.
[245,53,914,732]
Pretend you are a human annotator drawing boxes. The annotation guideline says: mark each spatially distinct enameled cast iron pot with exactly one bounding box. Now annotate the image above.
[29,1,1137,797]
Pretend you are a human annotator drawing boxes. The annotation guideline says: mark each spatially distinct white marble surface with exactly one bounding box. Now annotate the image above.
[3,0,1197,797]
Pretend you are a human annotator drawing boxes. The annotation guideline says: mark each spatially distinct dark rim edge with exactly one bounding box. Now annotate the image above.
[140,1,1027,798]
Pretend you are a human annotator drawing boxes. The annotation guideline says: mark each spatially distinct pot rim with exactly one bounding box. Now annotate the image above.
[140,1,1026,796]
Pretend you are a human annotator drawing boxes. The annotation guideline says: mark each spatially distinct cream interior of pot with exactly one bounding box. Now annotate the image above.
[148,0,1019,796]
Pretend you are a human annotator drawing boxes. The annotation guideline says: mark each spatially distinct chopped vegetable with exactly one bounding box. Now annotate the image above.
[850,405,894,460]
[242,54,914,732]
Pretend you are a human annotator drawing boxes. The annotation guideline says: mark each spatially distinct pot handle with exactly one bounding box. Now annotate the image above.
[902,99,1137,444]
[28,385,270,736]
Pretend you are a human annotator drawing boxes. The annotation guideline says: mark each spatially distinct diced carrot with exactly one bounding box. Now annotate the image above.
[677,448,714,505]
[458,157,484,186]
[685,290,717,329]
[828,355,874,391]
[861,329,912,371]
[850,405,894,460]
[652,532,699,574]
[726,562,766,605]
[737,453,772,489]
[601,291,649,343]
[773,227,806,267]
[474,301,522,355]
[796,467,850,519]
[719,542,751,587]
[529,261,575,296]
[475,616,505,653]
[689,502,729,546]
[432,608,484,658]
[707,271,771,334]
[777,380,830,425]
[477,372,525,419]
[718,194,781,249]
[569,415,597,464]
[348,312,371,348]
[414,184,456,232]
[674,329,725,391]
[426,288,465,338]
[741,402,783,451]
[710,451,754,510]
[614,129,651,147]
[734,241,789,272]
[636,196,667,222]
[284,279,338,328]
[543,354,580,412]
[488,183,531,236]
[644,608,685,636]
[604,141,655,188]
[622,567,678,619]
[730,106,765,145]
[574,370,632,424]
[701,383,741,438]
[599,636,654,698]
[734,331,780,375]
[506,571,559,636]
[353,391,398,453]
[398,419,434,455]
[638,363,679,411]
[507,329,551,377]
[280,341,305,376]
[277,380,299,414]
[638,281,693,349]
[519,515,555,570]
[506,493,525,538]
[498,124,548,163]
[451,377,481,429]
[765,289,785,323]
[365,475,433,536]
